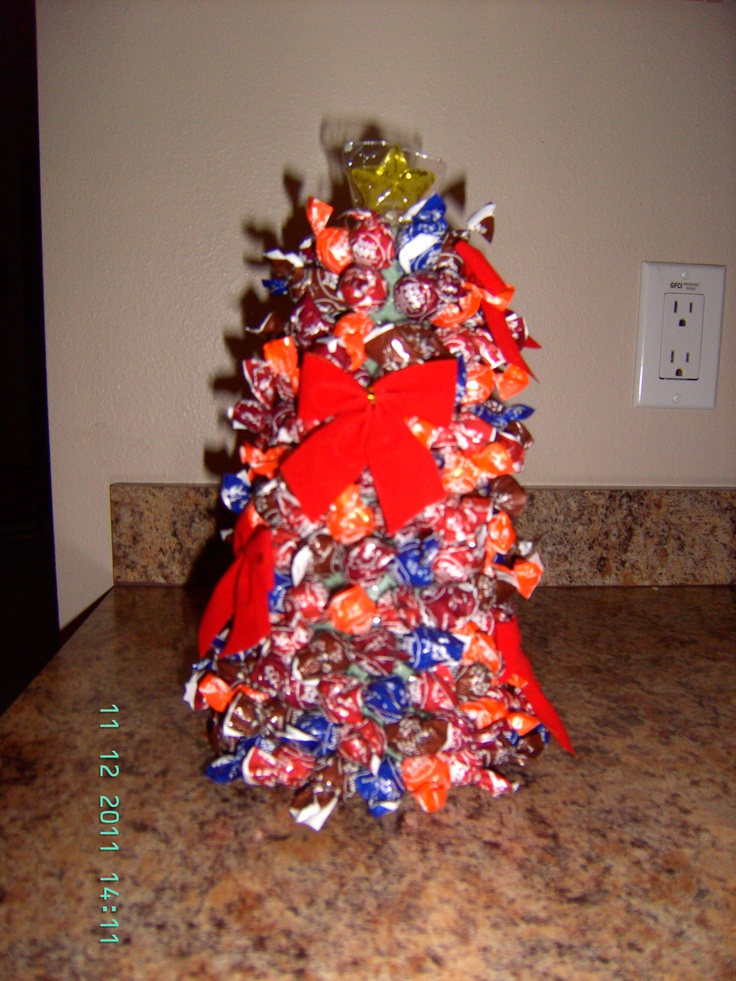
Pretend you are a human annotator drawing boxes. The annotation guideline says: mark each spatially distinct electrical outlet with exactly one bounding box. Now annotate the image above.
[659,292,703,380]
[634,261,726,408]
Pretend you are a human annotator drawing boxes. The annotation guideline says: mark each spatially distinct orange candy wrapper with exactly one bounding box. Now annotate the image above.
[471,441,516,479]
[461,363,497,405]
[430,281,482,328]
[197,672,234,713]
[513,553,544,599]
[333,312,374,369]
[495,363,530,401]
[456,623,503,675]
[308,197,352,275]
[328,585,377,635]
[239,443,286,478]
[263,336,300,394]
[486,510,516,555]
[402,755,452,813]
[326,484,376,544]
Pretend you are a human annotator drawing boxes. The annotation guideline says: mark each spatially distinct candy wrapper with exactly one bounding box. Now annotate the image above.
[186,140,572,829]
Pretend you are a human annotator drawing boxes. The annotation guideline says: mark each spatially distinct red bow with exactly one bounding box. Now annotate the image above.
[495,616,574,754]
[198,515,274,658]
[280,354,457,534]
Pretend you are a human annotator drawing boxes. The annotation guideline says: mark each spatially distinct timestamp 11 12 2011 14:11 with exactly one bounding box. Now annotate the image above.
[99,704,121,943]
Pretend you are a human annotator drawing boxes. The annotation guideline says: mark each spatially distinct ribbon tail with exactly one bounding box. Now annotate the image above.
[481,300,538,382]
[369,405,446,534]
[495,617,574,755]
[198,560,241,656]
[456,239,512,304]
[455,239,537,381]
[198,525,274,658]
[222,526,274,656]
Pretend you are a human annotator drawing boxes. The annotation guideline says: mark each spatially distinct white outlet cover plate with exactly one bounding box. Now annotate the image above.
[633,261,726,408]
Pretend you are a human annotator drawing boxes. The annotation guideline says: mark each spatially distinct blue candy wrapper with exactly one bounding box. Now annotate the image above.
[355,756,405,816]
[362,675,409,724]
[399,626,465,670]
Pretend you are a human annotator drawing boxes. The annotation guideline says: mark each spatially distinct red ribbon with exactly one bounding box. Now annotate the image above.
[198,515,274,658]
[280,354,457,535]
[455,239,538,381]
[495,616,574,754]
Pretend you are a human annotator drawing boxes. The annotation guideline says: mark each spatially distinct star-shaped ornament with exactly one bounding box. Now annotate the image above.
[348,145,436,219]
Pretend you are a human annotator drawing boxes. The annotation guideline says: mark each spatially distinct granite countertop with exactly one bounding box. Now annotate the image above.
[0,585,734,980]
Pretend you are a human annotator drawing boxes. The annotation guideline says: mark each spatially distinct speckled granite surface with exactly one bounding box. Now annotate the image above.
[520,488,735,586]
[1,585,734,980]
[110,484,735,587]
[111,484,222,586]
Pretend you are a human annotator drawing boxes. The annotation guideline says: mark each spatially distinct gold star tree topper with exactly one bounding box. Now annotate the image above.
[345,144,438,220]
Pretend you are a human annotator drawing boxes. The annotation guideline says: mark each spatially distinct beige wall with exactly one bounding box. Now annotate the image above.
[36,0,736,628]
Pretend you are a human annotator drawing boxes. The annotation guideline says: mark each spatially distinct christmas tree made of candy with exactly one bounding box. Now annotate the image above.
[185,141,572,830]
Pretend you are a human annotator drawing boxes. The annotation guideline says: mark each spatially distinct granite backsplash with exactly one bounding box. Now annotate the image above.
[110,484,735,587]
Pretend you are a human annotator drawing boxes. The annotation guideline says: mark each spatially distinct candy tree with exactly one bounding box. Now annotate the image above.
[185,141,572,830]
